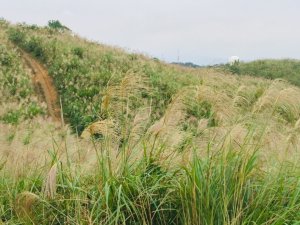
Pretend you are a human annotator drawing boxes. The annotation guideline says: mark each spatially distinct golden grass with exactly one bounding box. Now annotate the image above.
[14,191,40,222]
[3,21,300,224]
[42,163,57,199]
[2,22,300,177]
[0,117,98,176]
[2,73,300,177]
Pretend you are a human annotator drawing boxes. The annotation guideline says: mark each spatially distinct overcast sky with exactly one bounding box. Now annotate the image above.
[1,0,300,65]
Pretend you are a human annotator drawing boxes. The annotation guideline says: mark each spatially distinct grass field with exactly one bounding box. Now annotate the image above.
[221,59,300,87]
[1,19,300,224]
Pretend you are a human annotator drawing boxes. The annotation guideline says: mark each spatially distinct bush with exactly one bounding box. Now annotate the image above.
[7,28,25,44]
[23,102,44,119]
[1,110,22,125]
[25,37,44,59]
[72,47,84,58]
[48,20,69,31]
[0,46,13,66]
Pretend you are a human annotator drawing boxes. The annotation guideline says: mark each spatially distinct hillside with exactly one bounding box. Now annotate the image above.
[1,20,300,224]
[221,59,300,86]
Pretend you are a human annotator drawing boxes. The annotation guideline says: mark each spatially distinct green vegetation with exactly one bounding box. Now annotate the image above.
[1,21,300,224]
[1,102,43,125]
[2,134,300,224]
[222,59,300,86]
[48,20,67,30]
[0,24,45,125]
[7,24,197,133]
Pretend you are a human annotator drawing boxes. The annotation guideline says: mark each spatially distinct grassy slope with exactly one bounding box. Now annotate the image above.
[0,21,45,125]
[6,23,195,134]
[221,59,300,86]
[1,21,300,224]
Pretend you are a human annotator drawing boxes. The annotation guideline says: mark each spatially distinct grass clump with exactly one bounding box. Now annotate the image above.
[1,135,300,224]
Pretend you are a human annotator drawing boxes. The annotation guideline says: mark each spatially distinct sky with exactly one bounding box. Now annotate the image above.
[1,0,300,65]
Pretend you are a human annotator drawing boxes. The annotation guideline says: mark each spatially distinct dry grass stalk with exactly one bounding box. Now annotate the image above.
[15,191,39,222]
[81,119,117,140]
[147,90,188,151]
[233,85,253,108]
[101,70,148,114]
[193,85,236,124]
[148,90,186,136]
[253,79,300,121]
[42,163,58,199]
[128,107,151,148]
[286,118,300,147]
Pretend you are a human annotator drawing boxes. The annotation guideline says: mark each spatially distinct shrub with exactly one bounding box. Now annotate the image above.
[72,47,84,58]
[25,37,44,59]
[7,28,25,44]
[1,110,22,125]
[187,100,217,127]
[23,102,44,119]
[228,63,240,74]
[0,46,13,66]
[48,20,69,31]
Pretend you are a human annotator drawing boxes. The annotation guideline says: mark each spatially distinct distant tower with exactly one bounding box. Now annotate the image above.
[177,50,180,62]
[228,56,240,65]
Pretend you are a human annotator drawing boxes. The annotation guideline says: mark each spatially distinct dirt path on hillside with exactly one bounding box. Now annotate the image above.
[21,51,62,122]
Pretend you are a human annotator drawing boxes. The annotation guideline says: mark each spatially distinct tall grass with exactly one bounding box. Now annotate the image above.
[1,20,300,224]
[2,133,300,224]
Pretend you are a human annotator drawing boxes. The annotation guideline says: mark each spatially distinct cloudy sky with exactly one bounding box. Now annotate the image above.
[1,0,300,65]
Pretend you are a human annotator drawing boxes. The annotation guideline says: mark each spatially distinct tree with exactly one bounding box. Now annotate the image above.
[48,20,70,30]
